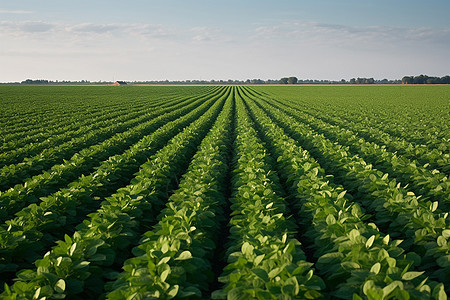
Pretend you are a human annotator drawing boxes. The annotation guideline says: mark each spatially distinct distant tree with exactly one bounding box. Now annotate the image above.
[402,76,413,84]
[414,75,428,84]
[21,79,50,84]
[347,77,375,84]
[280,77,289,84]
[250,79,264,84]
[401,75,450,84]
[287,77,298,84]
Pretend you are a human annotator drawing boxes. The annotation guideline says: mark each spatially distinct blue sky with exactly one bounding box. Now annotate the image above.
[1,0,449,81]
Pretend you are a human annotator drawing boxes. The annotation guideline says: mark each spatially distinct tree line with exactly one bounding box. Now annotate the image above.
[401,75,450,84]
[1,75,447,85]
[19,79,109,85]
[279,77,401,84]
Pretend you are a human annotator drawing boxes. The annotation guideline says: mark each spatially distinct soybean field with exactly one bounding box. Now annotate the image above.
[0,85,449,299]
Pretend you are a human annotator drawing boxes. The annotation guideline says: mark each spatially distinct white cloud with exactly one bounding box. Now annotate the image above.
[68,23,121,34]
[0,21,56,35]
[20,21,55,33]
[0,9,33,14]
[190,27,215,42]
[0,19,449,81]
[0,21,176,39]
[253,21,450,49]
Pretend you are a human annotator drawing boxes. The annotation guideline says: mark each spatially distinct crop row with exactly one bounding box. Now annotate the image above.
[0,86,210,136]
[0,92,204,190]
[0,87,230,298]
[0,87,225,221]
[0,85,447,299]
[0,97,158,151]
[210,89,325,299]
[252,86,448,156]
[0,92,183,165]
[241,87,446,298]
[258,94,449,209]
[247,87,450,292]
[0,88,229,282]
[262,93,449,174]
[107,88,234,299]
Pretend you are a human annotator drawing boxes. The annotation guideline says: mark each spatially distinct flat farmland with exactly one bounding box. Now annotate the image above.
[0,85,449,299]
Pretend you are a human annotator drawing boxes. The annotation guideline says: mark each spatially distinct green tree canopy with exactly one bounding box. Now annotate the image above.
[288,77,298,84]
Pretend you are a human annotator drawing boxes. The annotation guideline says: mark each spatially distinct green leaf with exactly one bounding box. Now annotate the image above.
[326,214,336,225]
[17,269,36,281]
[160,268,170,282]
[161,242,169,254]
[405,252,421,266]
[54,279,66,293]
[241,242,254,256]
[211,290,227,299]
[254,254,265,266]
[228,288,244,300]
[386,257,396,268]
[432,283,446,300]
[268,267,282,279]
[252,268,269,282]
[401,271,424,281]
[382,234,390,245]
[73,261,90,269]
[64,234,72,244]
[431,201,439,212]
[363,280,375,296]
[442,230,450,238]
[437,236,446,247]
[33,287,41,300]
[158,257,171,265]
[349,229,360,240]
[318,252,344,264]
[90,254,106,262]
[366,235,375,248]
[179,286,201,297]
[281,233,287,244]
[69,242,77,256]
[337,190,347,199]
[175,251,192,261]
[437,255,450,268]
[167,285,179,297]
[341,261,360,270]
[305,269,313,281]
[304,290,322,299]
[383,281,403,297]
[264,189,272,196]
[353,294,363,300]
[282,277,299,295]
[370,262,381,275]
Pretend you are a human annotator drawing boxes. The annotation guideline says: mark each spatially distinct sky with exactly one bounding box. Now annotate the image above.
[1,0,449,82]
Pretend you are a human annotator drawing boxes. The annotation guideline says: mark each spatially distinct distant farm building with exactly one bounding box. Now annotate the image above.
[113,81,127,86]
